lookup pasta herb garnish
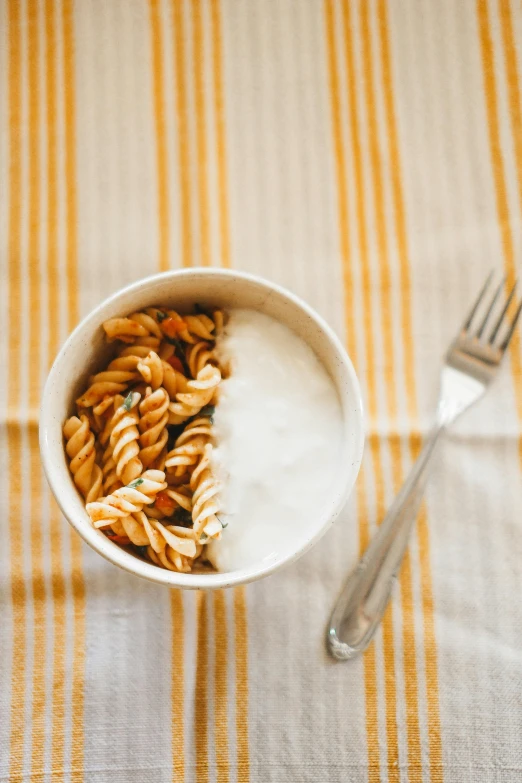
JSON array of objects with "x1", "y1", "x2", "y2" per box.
[
  {"x1": 217, "y1": 515, "x2": 228, "y2": 529},
  {"x1": 127, "y1": 477, "x2": 144, "y2": 489},
  {"x1": 155, "y1": 310, "x2": 168, "y2": 322},
  {"x1": 199, "y1": 533, "x2": 209, "y2": 543},
  {"x1": 123, "y1": 391, "x2": 134, "y2": 411},
  {"x1": 165, "y1": 335, "x2": 191, "y2": 374},
  {"x1": 200, "y1": 404, "x2": 215, "y2": 421}
]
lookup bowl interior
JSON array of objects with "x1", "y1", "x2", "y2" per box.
[{"x1": 40, "y1": 270, "x2": 364, "y2": 588}]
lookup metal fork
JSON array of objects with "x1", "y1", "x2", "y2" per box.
[{"x1": 327, "y1": 273, "x2": 522, "y2": 661}]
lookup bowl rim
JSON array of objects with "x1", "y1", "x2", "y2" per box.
[{"x1": 40, "y1": 268, "x2": 364, "y2": 589}]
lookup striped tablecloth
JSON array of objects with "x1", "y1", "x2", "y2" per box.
[{"x1": 1, "y1": 1, "x2": 522, "y2": 781}]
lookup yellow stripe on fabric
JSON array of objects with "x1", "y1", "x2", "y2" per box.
[
  {"x1": 195, "y1": 592, "x2": 209, "y2": 783},
  {"x1": 49, "y1": 502, "x2": 67, "y2": 781},
  {"x1": 359, "y1": 1, "x2": 422, "y2": 776},
  {"x1": 477, "y1": 0, "x2": 522, "y2": 465},
  {"x1": 234, "y1": 589, "x2": 250, "y2": 783},
  {"x1": 171, "y1": 590, "x2": 185, "y2": 782},
  {"x1": 62, "y1": 0, "x2": 78, "y2": 330},
  {"x1": 149, "y1": 0, "x2": 170, "y2": 271},
  {"x1": 498, "y1": 0, "x2": 522, "y2": 217},
  {"x1": 148, "y1": 4, "x2": 187, "y2": 778},
  {"x1": 209, "y1": 1, "x2": 245, "y2": 774},
  {"x1": 497, "y1": 0, "x2": 522, "y2": 443},
  {"x1": 213, "y1": 591, "x2": 230, "y2": 782},
  {"x1": 62, "y1": 2, "x2": 86, "y2": 778},
  {"x1": 45, "y1": 0, "x2": 59, "y2": 363},
  {"x1": 7, "y1": 0, "x2": 25, "y2": 776},
  {"x1": 210, "y1": 0, "x2": 231, "y2": 268},
  {"x1": 172, "y1": 0, "x2": 193, "y2": 268},
  {"x1": 376, "y1": 1, "x2": 444, "y2": 778},
  {"x1": 323, "y1": 2, "x2": 381, "y2": 778},
  {"x1": 44, "y1": 0, "x2": 69, "y2": 776},
  {"x1": 192, "y1": 0, "x2": 211, "y2": 266},
  {"x1": 7, "y1": 427, "x2": 25, "y2": 780},
  {"x1": 25, "y1": 4, "x2": 50, "y2": 775}
]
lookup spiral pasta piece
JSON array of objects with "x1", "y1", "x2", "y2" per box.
[
  {"x1": 186, "y1": 341, "x2": 217, "y2": 378},
  {"x1": 63, "y1": 415, "x2": 103, "y2": 502},
  {"x1": 103, "y1": 312, "x2": 163, "y2": 343},
  {"x1": 165, "y1": 416, "x2": 213, "y2": 477},
  {"x1": 137, "y1": 350, "x2": 164, "y2": 390},
  {"x1": 190, "y1": 443, "x2": 222, "y2": 541},
  {"x1": 139, "y1": 387, "x2": 169, "y2": 468},
  {"x1": 109, "y1": 393, "x2": 143, "y2": 485},
  {"x1": 86, "y1": 469, "x2": 167, "y2": 528},
  {"x1": 75, "y1": 367, "x2": 137, "y2": 408},
  {"x1": 169, "y1": 364, "x2": 221, "y2": 424}
]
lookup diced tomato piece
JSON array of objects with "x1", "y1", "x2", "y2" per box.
[
  {"x1": 167, "y1": 355, "x2": 184, "y2": 374},
  {"x1": 155, "y1": 491, "x2": 176, "y2": 514},
  {"x1": 107, "y1": 534, "x2": 131, "y2": 545},
  {"x1": 161, "y1": 317, "x2": 185, "y2": 338}
]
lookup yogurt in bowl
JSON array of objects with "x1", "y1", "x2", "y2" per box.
[
  {"x1": 39, "y1": 269, "x2": 364, "y2": 590},
  {"x1": 208, "y1": 309, "x2": 343, "y2": 572}
]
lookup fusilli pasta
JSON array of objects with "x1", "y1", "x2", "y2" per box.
[{"x1": 63, "y1": 304, "x2": 226, "y2": 573}]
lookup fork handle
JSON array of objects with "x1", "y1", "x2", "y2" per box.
[{"x1": 327, "y1": 424, "x2": 444, "y2": 660}]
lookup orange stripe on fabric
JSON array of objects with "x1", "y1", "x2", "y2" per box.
[
  {"x1": 62, "y1": 2, "x2": 86, "y2": 778},
  {"x1": 476, "y1": 0, "x2": 522, "y2": 462},
  {"x1": 148, "y1": 4, "x2": 187, "y2": 778},
  {"x1": 234, "y1": 589, "x2": 250, "y2": 783},
  {"x1": 149, "y1": 0, "x2": 170, "y2": 272},
  {"x1": 208, "y1": 0, "x2": 234, "y2": 776},
  {"x1": 172, "y1": 0, "x2": 193, "y2": 268},
  {"x1": 376, "y1": 1, "x2": 444, "y2": 777},
  {"x1": 49, "y1": 502, "x2": 67, "y2": 781},
  {"x1": 497, "y1": 0, "x2": 522, "y2": 443},
  {"x1": 26, "y1": 0, "x2": 49, "y2": 776},
  {"x1": 210, "y1": 0, "x2": 244, "y2": 772},
  {"x1": 191, "y1": 0, "x2": 211, "y2": 266},
  {"x1": 195, "y1": 591, "x2": 209, "y2": 783},
  {"x1": 45, "y1": 0, "x2": 59, "y2": 364},
  {"x1": 62, "y1": 0, "x2": 78, "y2": 330},
  {"x1": 213, "y1": 591, "x2": 230, "y2": 782},
  {"x1": 210, "y1": 0, "x2": 231, "y2": 268},
  {"x1": 7, "y1": 1, "x2": 25, "y2": 777},
  {"x1": 45, "y1": 0, "x2": 68, "y2": 776},
  {"x1": 498, "y1": 0, "x2": 522, "y2": 217},
  {"x1": 359, "y1": 0, "x2": 421, "y2": 776},
  {"x1": 324, "y1": 2, "x2": 380, "y2": 778},
  {"x1": 171, "y1": 590, "x2": 185, "y2": 782}
]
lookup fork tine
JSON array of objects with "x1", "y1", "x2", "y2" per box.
[
  {"x1": 477, "y1": 275, "x2": 506, "y2": 338},
  {"x1": 488, "y1": 279, "x2": 518, "y2": 343},
  {"x1": 500, "y1": 297, "x2": 522, "y2": 351},
  {"x1": 462, "y1": 271, "x2": 494, "y2": 332}
]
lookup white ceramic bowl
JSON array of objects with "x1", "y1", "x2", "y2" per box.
[{"x1": 40, "y1": 269, "x2": 364, "y2": 589}]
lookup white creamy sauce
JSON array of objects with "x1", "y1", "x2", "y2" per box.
[{"x1": 207, "y1": 309, "x2": 343, "y2": 572}]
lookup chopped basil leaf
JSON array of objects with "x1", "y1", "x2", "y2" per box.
[
  {"x1": 127, "y1": 477, "x2": 144, "y2": 489},
  {"x1": 200, "y1": 404, "x2": 215, "y2": 420},
  {"x1": 155, "y1": 310, "x2": 168, "y2": 322},
  {"x1": 199, "y1": 533, "x2": 209, "y2": 543},
  {"x1": 165, "y1": 336, "x2": 191, "y2": 374},
  {"x1": 123, "y1": 391, "x2": 134, "y2": 411},
  {"x1": 218, "y1": 516, "x2": 228, "y2": 529}
]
